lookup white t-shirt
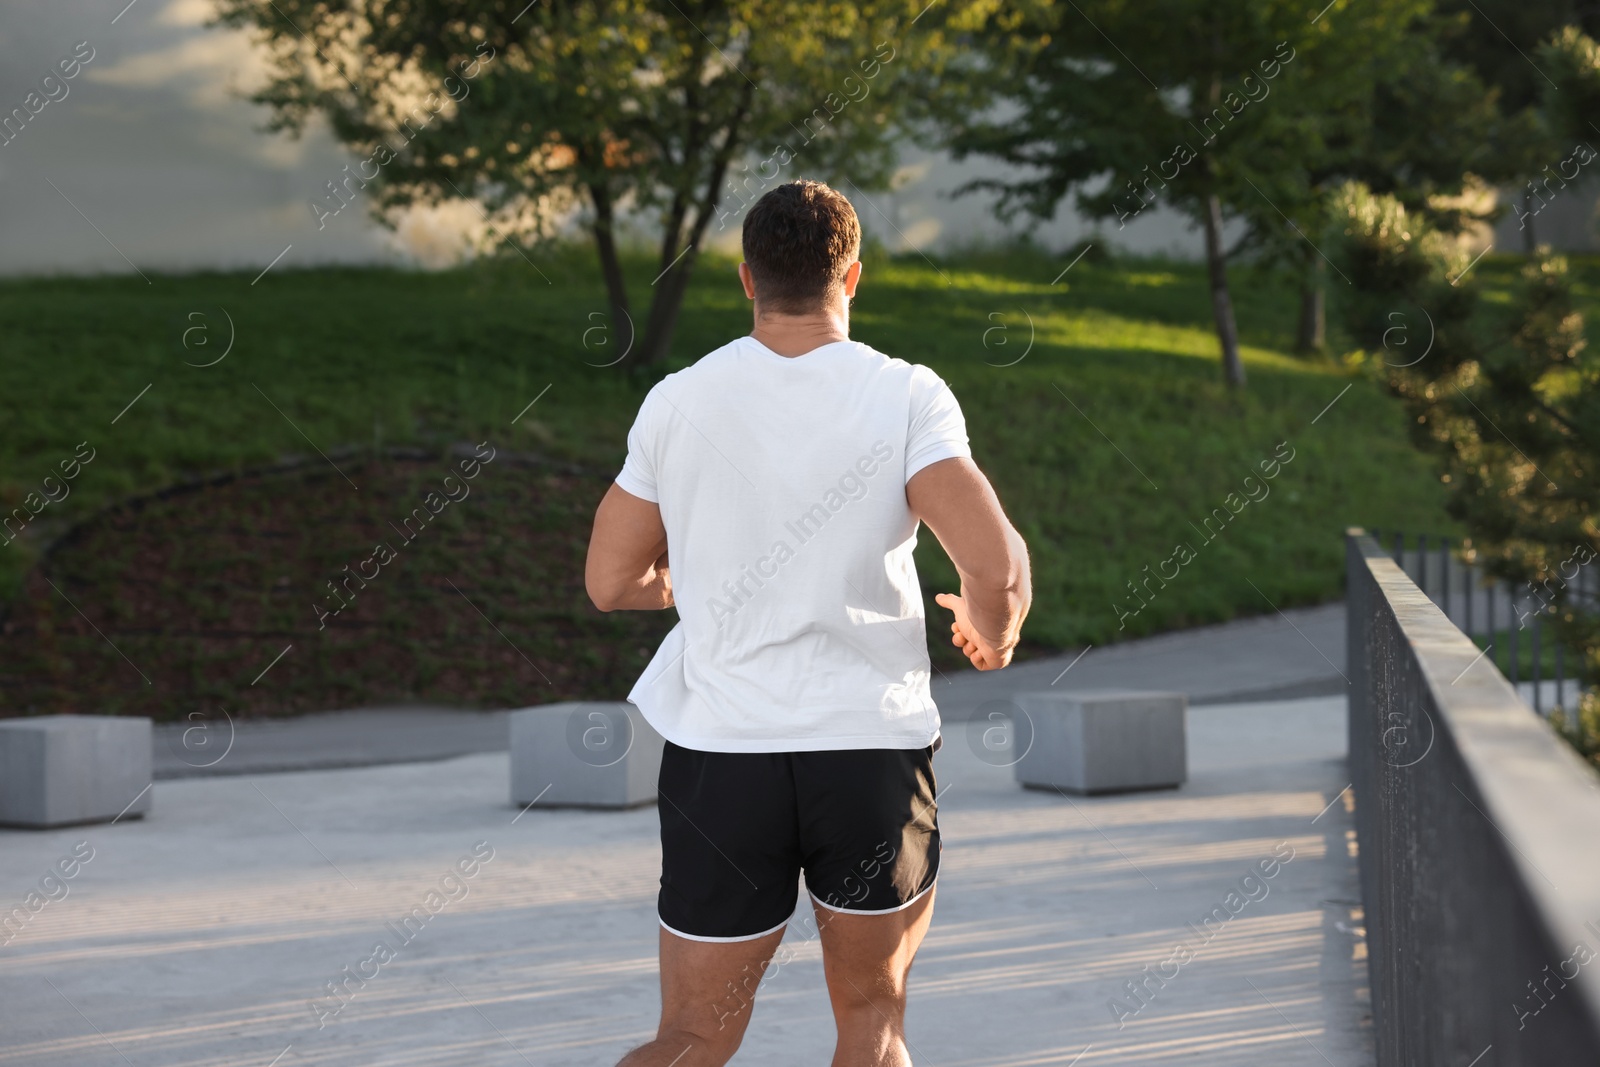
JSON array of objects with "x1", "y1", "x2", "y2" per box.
[{"x1": 615, "y1": 335, "x2": 971, "y2": 753}]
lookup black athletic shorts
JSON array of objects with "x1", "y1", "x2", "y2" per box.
[{"x1": 656, "y1": 739, "x2": 942, "y2": 941}]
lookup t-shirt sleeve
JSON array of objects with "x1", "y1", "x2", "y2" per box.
[
  {"x1": 614, "y1": 386, "x2": 662, "y2": 503},
  {"x1": 904, "y1": 365, "x2": 972, "y2": 481}
]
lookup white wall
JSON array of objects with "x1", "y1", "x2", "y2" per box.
[
  {"x1": 701, "y1": 141, "x2": 1214, "y2": 259},
  {"x1": 0, "y1": 0, "x2": 447, "y2": 278},
  {"x1": 1491, "y1": 178, "x2": 1600, "y2": 254}
]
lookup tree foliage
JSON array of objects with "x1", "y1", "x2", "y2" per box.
[
  {"x1": 216, "y1": 0, "x2": 980, "y2": 366},
  {"x1": 1335, "y1": 173, "x2": 1600, "y2": 746},
  {"x1": 944, "y1": 0, "x2": 1487, "y2": 385},
  {"x1": 1330, "y1": 25, "x2": 1600, "y2": 765}
]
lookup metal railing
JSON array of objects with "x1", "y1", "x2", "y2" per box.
[
  {"x1": 1347, "y1": 530, "x2": 1600, "y2": 1065},
  {"x1": 1370, "y1": 527, "x2": 1594, "y2": 718}
]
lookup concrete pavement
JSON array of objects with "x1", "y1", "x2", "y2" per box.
[
  {"x1": 933, "y1": 602, "x2": 1347, "y2": 724},
  {"x1": 154, "y1": 706, "x2": 508, "y2": 779},
  {"x1": 6, "y1": 694, "x2": 1371, "y2": 1066}
]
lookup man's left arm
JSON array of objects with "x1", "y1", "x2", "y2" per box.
[{"x1": 585, "y1": 483, "x2": 673, "y2": 611}]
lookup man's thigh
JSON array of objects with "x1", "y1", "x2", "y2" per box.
[
  {"x1": 813, "y1": 886, "x2": 936, "y2": 1010},
  {"x1": 658, "y1": 924, "x2": 788, "y2": 1044},
  {"x1": 790, "y1": 744, "x2": 941, "y2": 1015}
]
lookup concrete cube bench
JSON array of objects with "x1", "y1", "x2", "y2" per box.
[
  {"x1": 1012, "y1": 690, "x2": 1186, "y2": 795},
  {"x1": 0, "y1": 715, "x2": 153, "y2": 828},
  {"x1": 510, "y1": 702, "x2": 664, "y2": 810}
]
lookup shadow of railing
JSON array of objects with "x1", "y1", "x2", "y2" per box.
[{"x1": 1347, "y1": 529, "x2": 1600, "y2": 1065}]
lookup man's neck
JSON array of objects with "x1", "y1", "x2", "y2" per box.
[{"x1": 749, "y1": 306, "x2": 850, "y2": 358}]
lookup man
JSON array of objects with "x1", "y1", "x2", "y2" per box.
[{"x1": 586, "y1": 180, "x2": 1031, "y2": 1067}]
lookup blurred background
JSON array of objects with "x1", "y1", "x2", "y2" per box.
[{"x1": 0, "y1": 0, "x2": 1595, "y2": 765}]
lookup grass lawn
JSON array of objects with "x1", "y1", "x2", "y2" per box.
[{"x1": 2, "y1": 241, "x2": 1540, "y2": 719}]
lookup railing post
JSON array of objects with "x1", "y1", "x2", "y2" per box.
[
  {"x1": 1488, "y1": 581, "x2": 1499, "y2": 671},
  {"x1": 1418, "y1": 533, "x2": 1428, "y2": 595},
  {"x1": 1441, "y1": 538, "x2": 1452, "y2": 621},
  {"x1": 1532, "y1": 613, "x2": 1544, "y2": 716},
  {"x1": 1510, "y1": 598, "x2": 1521, "y2": 688},
  {"x1": 1556, "y1": 641, "x2": 1566, "y2": 716}
]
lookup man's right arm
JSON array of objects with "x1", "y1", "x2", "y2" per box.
[{"x1": 906, "y1": 457, "x2": 1031, "y2": 670}]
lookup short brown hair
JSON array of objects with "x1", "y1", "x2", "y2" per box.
[{"x1": 741, "y1": 181, "x2": 861, "y2": 315}]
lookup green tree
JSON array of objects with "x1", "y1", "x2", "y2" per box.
[
  {"x1": 945, "y1": 0, "x2": 1478, "y2": 387},
  {"x1": 217, "y1": 0, "x2": 975, "y2": 367},
  {"x1": 1335, "y1": 172, "x2": 1599, "y2": 759}
]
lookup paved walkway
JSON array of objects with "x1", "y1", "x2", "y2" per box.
[
  {"x1": 153, "y1": 603, "x2": 1349, "y2": 778},
  {"x1": 5, "y1": 694, "x2": 1371, "y2": 1067},
  {"x1": 932, "y1": 602, "x2": 1346, "y2": 724}
]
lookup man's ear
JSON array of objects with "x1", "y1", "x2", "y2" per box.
[
  {"x1": 738, "y1": 262, "x2": 757, "y2": 300},
  {"x1": 842, "y1": 260, "x2": 863, "y2": 297}
]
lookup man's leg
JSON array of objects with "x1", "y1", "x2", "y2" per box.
[
  {"x1": 635, "y1": 743, "x2": 802, "y2": 1065},
  {"x1": 617, "y1": 924, "x2": 788, "y2": 1067},
  {"x1": 813, "y1": 886, "x2": 936, "y2": 1067}
]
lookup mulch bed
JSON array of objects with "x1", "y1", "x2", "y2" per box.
[{"x1": 0, "y1": 453, "x2": 675, "y2": 720}]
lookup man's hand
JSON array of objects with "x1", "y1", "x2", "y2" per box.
[
  {"x1": 909, "y1": 457, "x2": 1031, "y2": 672},
  {"x1": 935, "y1": 591, "x2": 1014, "y2": 671}
]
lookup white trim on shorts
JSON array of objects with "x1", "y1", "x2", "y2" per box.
[
  {"x1": 658, "y1": 911, "x2": 792, "y2": 943},
  {"x1": 808, "y1": 875, "x2": 938, "y2": 916}
]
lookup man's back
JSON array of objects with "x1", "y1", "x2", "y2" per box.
[{"x1": 617, "y1": 335, "x2": 970, "y2": 752}]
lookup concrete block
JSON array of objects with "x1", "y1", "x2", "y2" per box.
[
  {"x1": 0, "y1": 715, "x2": 153, "y2": 828},
  {"x1": 1013, "y1": 690, "x2": 1186, "y2": 795},
  {"x1": 509, "y1": 702, "x2": 664, "y2": 809}
]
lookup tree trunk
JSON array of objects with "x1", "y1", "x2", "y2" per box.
[
  {"x1": 632, "y1": 184, "x2": 725, "y2": 367},
  {"x1": 1522, "y1": 189, "x2": 1538, "y2": 254},
  {"x1": 588, "y1": 183, "x2": 634, "y2": 364},
  {"x1": 619, "y1": 79, "x2": 753, "y2": 370},
  {"x1": 1199, "y1": 33, "x2": 1243, "y2": 390},
  {"x1": 1295, "y1": 259, "x2": 1326, "y2": 355},
  {"x1": 1202, "y1": 192, "x2": 1245, "y2": 388},
  {"x1": 633, "y1": 247, "x2": 699, "y2": 368}
]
